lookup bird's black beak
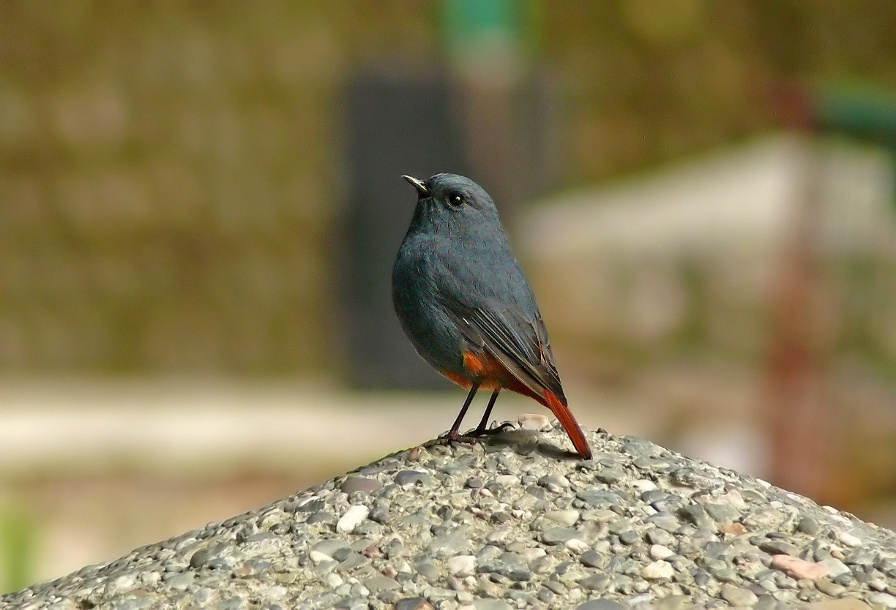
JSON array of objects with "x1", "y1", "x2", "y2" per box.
[{"x1": 402, "y1": 175, "x2": 430, "y2": 198}]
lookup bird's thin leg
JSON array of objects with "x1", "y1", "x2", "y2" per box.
[
  {"x1": 472, "y1": 388, "x2": 511, "y2": 436},
  {"x1": 442, "y1": 382, "x2": 479, "y2": 443}
]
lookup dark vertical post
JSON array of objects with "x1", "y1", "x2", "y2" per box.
[
  {"x1": 341, "y1": 65, "x2": 470, "y2": 388},
  {"x1": 763, "y1": 133, "x2": 830, "y2": 502}
]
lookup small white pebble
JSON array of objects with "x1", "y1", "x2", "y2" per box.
[
  {"x1": 837, "y1": 531, "x2": 862, "y2": 547},
  {"x1": 632, "y1": 479, "x2": 657, "y2": 492},
  {"x1": 446, "y1": 555, "x2": 476, "y2": 577},
  {"x1": 266, "y1": 585, "x2": 287, "y2": 601},
  {"x1": 141, "y1": 572, "x2": 161, "y2": 586},
  {"x1": 565, "y1": 538, "x2": 590, "y2": 554},
  {"x1": 869, "y1": 593, "x2": 896, "y2": 608},
  {"x1": 518, "y1": 413, "x2": 551, "y2": 430},
  {"x1": 336, "y1": 505, "x2": 369, "y2": 533},
  {"x1": 545, "y1": 473, "x2": 570, "y2": 488},
  {"x1": 296, "y1": 495, "x2": 320, "y2": 509},
  {"x1": 326, "y1": 574, "x2": 343, "y2": 588},
  {"x1": 105, "y1": 574, "x2": 136, "y2": 596},
  {"x1": 642, "y1": 560, "x2": 675, "y2": 580},
  {"x1": 649, "y1": 545, "x2": 674, "y2": 560},
  {"x1": 309, "y1": 550, "x2": 331, "y2": 564},
  {"x1": 720, "y1": 488, "x2": 746, "y2": 508}
]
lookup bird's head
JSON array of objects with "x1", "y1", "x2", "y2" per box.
[{"x1": 401, "y1": 173, "x2": 502, "y2": 233}]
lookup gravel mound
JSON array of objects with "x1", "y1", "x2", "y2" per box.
[{"x1": 4, "y1": 419, "x2": 896, "y2": 609}]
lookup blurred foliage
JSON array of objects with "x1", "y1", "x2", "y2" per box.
[
  {"x1": 0, "y1": 504, "x2": 37, "y2": 594},
  {"x1": 543, "y1": 1, "x2": 896, "y2": 181},
  {"x1": 0, "y1": 1, "x2": 894, "y2": 373}
]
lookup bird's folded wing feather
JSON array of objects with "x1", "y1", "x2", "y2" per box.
[{"x1": 438, "y1": 292, "x2": 566, "y2": 404}]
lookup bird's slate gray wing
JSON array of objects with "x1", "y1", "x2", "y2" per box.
[{"x1": 437, "y1": 291, "x2": 567, "y2": 404}]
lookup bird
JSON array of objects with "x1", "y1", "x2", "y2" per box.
[{"x1": 392, "y1": 173, "x2": 592, "y2": 460}]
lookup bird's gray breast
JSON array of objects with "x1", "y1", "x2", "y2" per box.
[{"x1": 392, "y1": 234, "x2": 467, "y2": 374}]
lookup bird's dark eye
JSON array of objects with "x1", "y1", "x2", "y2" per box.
[{"x1": 449, "y1": 193, "x2": 464, "y2": 206}]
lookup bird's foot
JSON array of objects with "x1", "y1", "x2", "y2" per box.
[
  {"x1": 438, "y1": 431, "x2": 479, "y2": 446},
  {"x1": 471, "y1": 421, "x2": 514, "y2": 437}
]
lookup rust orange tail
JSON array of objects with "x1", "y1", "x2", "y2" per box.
[{"x1": 542, "y1": 390, "x2": 592, "y2": 460}]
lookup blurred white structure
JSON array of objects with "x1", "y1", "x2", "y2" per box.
[
  {"x1": 523, "y1": 134, "x2": 895, "y2": 351},
  {"x1": 521, "y1": 134, "x2": 896, "y2": 479}
]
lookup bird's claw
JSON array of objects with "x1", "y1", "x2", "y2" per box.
[
  {"x1": 471, "y1": 421, "x2": 514, "y2": 437},
  {"x1": 438, "y1": 432, "x2": 479, "y2": 446},
  {"x1": 437, "y1": 422, "x2": 514, "y2": 448}
]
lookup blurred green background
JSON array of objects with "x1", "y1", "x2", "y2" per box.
[{"x1": 2, "y1": 0, "x2": 896, "y2": 592}]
